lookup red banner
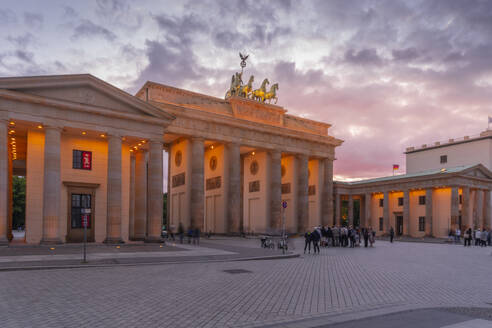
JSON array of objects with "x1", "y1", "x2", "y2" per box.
[{"x1": 82, "y1": 151, "x2": 92, "y2": 170}]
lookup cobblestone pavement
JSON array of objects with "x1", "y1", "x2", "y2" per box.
[{"x1": 0, "y1": 240, "x2": 491, "y2": 327}]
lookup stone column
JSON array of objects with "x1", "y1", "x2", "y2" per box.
[
  {"x1": 462, "y1": 187, "x2": 470, "y2": 229},
  {"x1": 403, "y1": 189, "x2": 410, "y2": 235},
  {"x1": 269, "y1": 149, "x2": 282, "y2": 231},
  {"x1": 41, "y1": 126, "x2": 62, "y2": 244},
  {"x1": 129, "y1": 152, "x2": 136, "y2": 240},
  {"x1": 364, "y1": 193, "x2": 371, "y2": 228},
  {"x1": 485, "y1": 190, "x2": 491, "y2": 229},
  {"x1": 166, "y1": 146, "x2": 171, "y2": 229},
  {"x1": 104, "y1": 134, "x2": 123, "y2": 243},
  {"x1": 0, "y1": 120, "x2": 8, "y2": 245},
  {"x1": 450, "y1": 186, "x2": 459, "y2": 228},
  {"x1": 383, "y1": 191, "x2": 390, "y2": 233},
  {"x1": 335, "y1": 193, "x2": 341, "y2": 226},
  {"x1": 133, "y1": 150, "x2": 147, "y2": 240},
  {"x1": 145, "y1": 140, "x2": 163, "y2": 242},
  {"x1": 476, "y1": 189, "x2": 484, "y2": 229},
  {"x1": 425, "y1": 189, "x2": 433, "y2": 236},
  {"x1": 190, "y1": 137, "x2": 204, "y2": 230},
  {"x1": 226, "y1": 143, "x2": 241, "y2": 233},
  {"x1": 321, "y1": 158, "x2": 334, "y2": 227},
  {"x1": 347, "y1": 195, "x2": 354, "y2": 227},
  {"x1": 297, "y1": 154, "x2": 309, "y2": 232}
]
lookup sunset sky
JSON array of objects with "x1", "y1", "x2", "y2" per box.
[{"x1": 2, "y1": 0, "x2": 492, "y2": 181}]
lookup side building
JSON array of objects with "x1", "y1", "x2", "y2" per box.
[{"x1": 334, "y1": 130, "x2": 492, "y2": 238}]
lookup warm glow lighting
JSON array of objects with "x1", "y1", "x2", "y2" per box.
[
  {"x1": 134, "y1": 146, "x2": 137, "y2": 149},
  {"x1": 141, "y1": 140, "x2": 146, "y2": 144},
  {"x1": 9, "y1": 130, "x2": 14, "y2": 134},
  {"x1": 100, "y1": 134, "x2": 105, "y2": 138},
  {"x1": 252, "y1": 151, "x2": 255, "y2": 155},
  {"x1": 138, "y1": 143, "x2": 142, "y2": 146},
  {"x1": 49, "y1": 247, "x2": 55, "y2": 250},
  {"x1": 210, "y1": 145, "x2": 214, "y2": 149},
  {"x1": 37, "y1": 125, "x2": 43, "y2": 129},
  {"x1": 129, "y1": 149, "x2": 133, "y2": 152},
  {"x1": 82, "y1": 131, "x2": 87, "y2": 135},
  {"x1": 116, "y1": 246, "x2": 120, "y2": 249},
  {"x1": 9, "y1": 122, "x2": 14, "y2": 125},
  {"x1": 122, "y1": 137, "x2": 126, "y2": 141}
]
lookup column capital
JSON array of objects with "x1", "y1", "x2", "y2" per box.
[
  {"x1": 190, "y1": 136, "x2": 205, "y2": 142},
  {"x1": 295, "y1": 153, "x2": 309, "y2": 161}
]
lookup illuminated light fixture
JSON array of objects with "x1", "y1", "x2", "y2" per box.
[
  {"x1": 159, "y1": 245, "x2": 163, "y2": 248},
  {"x1": 9, "y1": 122, "x2": 14, "y2": 126},
  {"x1": 82, "y1": 131, "x2": 87, "y2": 135},
  {"x1": 9, "y1": 130, "x2": 14, "y2": 134},
  {"x1": 141, "y1": 140, "x2": 146, "y2": 144},
  {"x1": 49, "y1": 247, "x2": 55, "y2": 250},
  {"x1": 122, "y1": 137, "x2": 126, "y2": 141},
  {"x1": 37, "y1": 125, "x2": 43, "y2": 129},
  {"x1": 210, "y1": 145, "x2": 214, "y2": 150},
  {"x1": 11, "y1": 137, "x2": 15, "y2": 141},
  {"x1": 116, "y1": 246, "x2": 120, "y2": 249},
  {"x1": 129, "y1": 149, "x2": 133, "y2": 152},
  {"x1": 138, "y1": 143, "x2": 142, "y2": 146},
  {"x1": 440, "y1": 168, "x2": 446, "y2": 172},
  {"x1": 133, "y1": 146, "x2": 138, "y2": 149},
  {"x1": 100, "y1": 134, "x2": 106, "y2": 138},
  {"x1": 251, "y1": 151, "x2": 255, "y2": 156}
]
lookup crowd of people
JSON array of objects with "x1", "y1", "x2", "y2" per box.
[
  {"x1": 449, "y1": 227, "x2": 492, "y2": 247},
  {"x1": 304, "y1": 225, "x2": 377, "y2": 254}
]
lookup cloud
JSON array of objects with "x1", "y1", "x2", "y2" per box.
[
  {"x1": 24, "y1": 12, "x2": 43, "y2": 29},
  {"x1": 0, "y1": 9, "x2": 17, "y2": 25},
  {"x1": 343, "y1": 48, "x2": 383, "y2": 66},
  {"x1": 71, "y1": 19, "x2": 117, "y2": 41}
]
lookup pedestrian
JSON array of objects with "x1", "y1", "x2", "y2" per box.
[
  {"x1": 448, "y1": 228, "x2": 455, "y2": 243},
  {"x1": 349, "y1": 227, "x2": 356, "y2": 248},
  {"x1": 390, "y1": 226, "x2": 395, "y2": 243},
  {"x1": 312, "y1": 228, "x2": 321, "y2": 254},
  {"x1": 455, "y1": 227, "x2": 461, "y2": 244},
  {"x1": 168, "y1": 225, "x2": 175, "y2": 241},
  {"x1": 480, "y1": 228, "x2": 487, "y2": 247},
  {"x1": 363, "y1": 227, "x2": 369, "y2": 248},
  {"x1": 193, "y1": 227, "x2": 200, "y2": 245},
  {"x1": 464, "y1": 227, "x2": 472, "y2": 247},
  {"x1": 369, "y1": 227, "x2": 375, "y2": 247},
  {"x1": 187, "y1": 227, "x2": 193, "y2": 244},
  {"x1": 327, "y1": 226, "x2": 333, "y2": 248},
  {"x1": 488, "y1": 228, "x2": 492, "y2": 246},
  {"x1": 304, "y1": 231, "x2": 312, "y2": 254},
  {"x1": 178, "y1": 222, "x2": 184, "y2": 244},
  {"x1": 475, "y1": 228, "x2": 481, "y2": 246},
  {"x1": 332, "y1": 226, "x2": 339, "y2": 247}
]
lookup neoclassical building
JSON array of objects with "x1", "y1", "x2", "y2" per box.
[
  {"x1": 334, "y1": 130, "x2": 492, "y2": 238},
  {"x1": 0, "y1": 74, "x2": 342, "y2": 245}
]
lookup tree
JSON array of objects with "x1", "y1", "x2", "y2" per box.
[{"x1": 12, "y1": 176, "x2": 26, "y2": 229}]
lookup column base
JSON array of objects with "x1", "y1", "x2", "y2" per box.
[
  {"x1": 103, "y1": 238, "x2": 124, "y2": 244},
  {"x1": 130, "y1": 237, "x2": 145, "y2": 241},
  {"x1": 144, "y1": 236, "x2": 164, "y2": 243},
  {"x1": 40, "y1": 238, "x2": 63, "y2": 245}
]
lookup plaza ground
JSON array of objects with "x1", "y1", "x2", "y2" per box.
[{"x1": 0, "y1": 238, "x2": 491, "y2": 327}]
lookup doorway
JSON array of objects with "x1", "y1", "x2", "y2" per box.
[
  {"x1": 66, "y1": 187, "x2": 96, "y2": 242},
  {"x1": 396, "y1": 215, "x2": 403, "y2": 236}
]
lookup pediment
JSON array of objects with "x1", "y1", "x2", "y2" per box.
[
  {"x1": 460, "y1": 165, "x2": 492, "y2": 179},
  {"x1": 0, "y1": 74, "x2": 174, "y2": 122}
]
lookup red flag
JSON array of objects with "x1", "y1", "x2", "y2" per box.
[{"x1": 393, "y1": 164, "x2": 399, "y2": 170}]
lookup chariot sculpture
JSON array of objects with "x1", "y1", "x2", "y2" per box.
[{"x1": 225, "y1": 53, "x2": 279, "y2": 104}]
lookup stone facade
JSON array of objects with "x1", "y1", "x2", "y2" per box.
[
  {"x1": 334, "y1": 165, "x2": 492, "y2": 238},
  {"x1": 0, "y1": 74, "x2": 342, "y2": 244}
]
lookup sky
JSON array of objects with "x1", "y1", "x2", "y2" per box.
[{"x1": 1, "y1": 0, "x2": 492, "y2": 181}]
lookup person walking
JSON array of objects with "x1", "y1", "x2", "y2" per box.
[
  {"x1": 480, "y1": 228, "x2": 487, "y2": 247},
  {"x1": 178, "y1": 222, "x2": 184, "y2": 244},
  {"x1": 488, "y1": 228, "x2": 491, "y2": 246},
  {"x1": 455, "y1": 227, "x2": 461, "y2": 244},
  {"x1": 312, "y1": 228, "x2": 321, "y2": 254},
  {"x1": 304, "y1": 231, "x2": 312, "y2": 254},
  {"x1": 390, "y1": 226, "x2": 395, "y2": 243},
  {"x1": 475, "y1": 228, "x2": 481, "y2": 246},
  {"x1": 327, "y1": 226, "x2": 333, "y2": 248},
  {"x1": 368, "y1": 227, "x2": 375, "y2": 247},
  {"x1": 363, "y1": 227, "x2": 369, "y2": 248},
  {"x1": 464, "y1": 228, "x2": 472, "y2": 247},
  {"x1": 332, "y1": 226, "x2": 339, "y2": 247},
  {"x1": 193, "y1": 227, "x2": 200, "y2": 245}
]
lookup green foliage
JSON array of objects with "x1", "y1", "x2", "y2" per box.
[{"x1": 12, "y1": 176, "x2": 26, "y2": 229}]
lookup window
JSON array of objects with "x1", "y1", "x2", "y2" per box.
[
  {"x1": 398, "y1": 197, "x2": 404, "y2": 206},
  {"x1": 73, "y1": 150, "x2": 92, "y2": 170},
  {"x1": 379, "y1": 217, "x2": 384, "y2": 231},
  {"x1": 71, "y1": 194, "x2": 91, "y2": 229},
  {"x1": 440, "y1": 155, "x2": 447, "y2": 164},
  {"x1": 418, "y1": 216, "x2": 425, "y2": 231},
  {"x1": 418, "y1": 195, "x2": 426, "y2": 205},
  {"x1": 379, "y1": 199, "x2": 384, "y2": 207},
  {"x1": 459, "y1": 195, "x2": 462, "y2": 204}
]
